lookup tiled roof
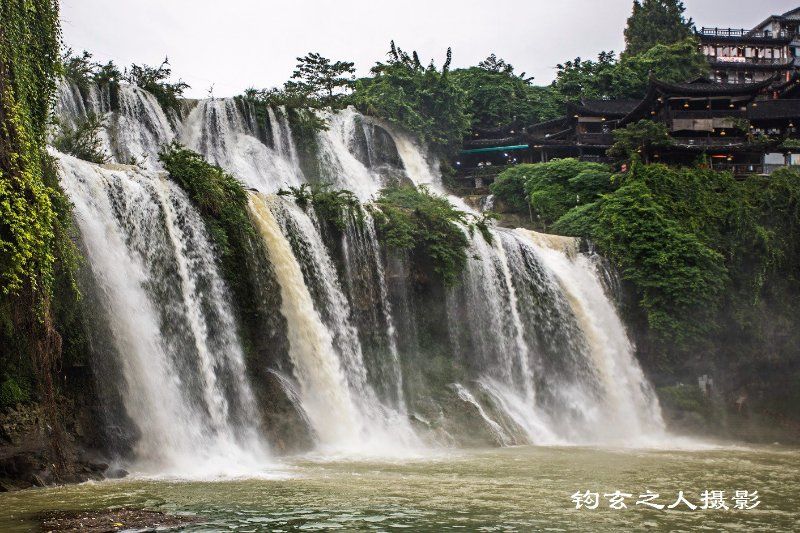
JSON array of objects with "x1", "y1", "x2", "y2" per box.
[
  {"x1": 649, "y1": 76, "x2": 775, "y2": 95},
  {"x1": 576, "y1": 98, "x2": 641, "y2": 116}
]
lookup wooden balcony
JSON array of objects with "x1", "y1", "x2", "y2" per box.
[{"x1": 699, "y1": 27, "x2": 793, "y2": 40}]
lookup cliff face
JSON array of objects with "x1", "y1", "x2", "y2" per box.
[
  {"x1": 617, "y1": 265, "x2": 800, "y2": 444},
  {"x1": 0, "y1": 369, "x2": 112, "y2": 491}
]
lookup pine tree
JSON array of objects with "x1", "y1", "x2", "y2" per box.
[{"x1": 623, "y1": 0, "x2": 694, "y2": 56}]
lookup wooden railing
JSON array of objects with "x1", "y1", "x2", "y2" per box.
[
  {"x1": 709, "y1": 57, "x2": 794, "y2": 66},
  {"x1": 699, "y1": 27, "x2": 792, "y2": 39}
]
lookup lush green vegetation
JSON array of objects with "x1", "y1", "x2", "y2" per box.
[
  {"x1": 61, "y1": 49, "x2": 121, "y2": 108},
  {"x1": 371, "y1": 185, "x2": 477, "y2": 285},
  {"x1": 623, "y1": 0, "x2": 694, "y2": 56},
  {"x1": 284, "y1": 52, "x2": 356, "y2": 108},
  {"x1": 159, "y1": 142, "x2": 252, "y2": 278},
  {"x1": 607, "y1": 119, "x2": 674, "y2": 163},
  {"x1": 492, "y1": 158, "x2": 800, "y2": 390},
  {"x1": 353, "y1": 42, "x2": 471, "y2": 156},
  {"x1": 278, "y1": 183, "x2": 362, "y2": 232},
  {"x1": 451, "y1": 55, "x2": 545, "y2": 129},
  {"x1": 0, "y1": 1, "x2": 84, "y2": 461},
  {"x1": 61, "y1": 50, "x2": 187, "y2": 116},
  {"x1": 52, "y1": 113, "x2": 108, "y2": 164},
  {"x1": 491, "y1": 159, "x2": 614, "y2": 229},
  {"x1": 123, "y1": 58, "x2": 189, "y2": 116},
  {"x1": 552, "y1": 38, "x2": 707, "y2": 103}
]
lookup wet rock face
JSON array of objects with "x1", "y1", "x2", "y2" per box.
[
  {"x1": 0, "y1": 403, "x2": 111, "y2": 491},
  {"x1": 349, "y1": 118, "x2": 404, "y2": 172},
  {"x1": 252, "y1": 371, "x2": 315, "y2": 454}
]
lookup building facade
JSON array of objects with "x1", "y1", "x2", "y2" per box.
[
  {"x1": 452, "y1": 7, "x2": 800, "y2": 186},
  {"x1": 522, "y1": 76, "x2": 800, "y2": 177},
  {"x1": 698, "y1": 7, "x2": 800, "y2": 84}
]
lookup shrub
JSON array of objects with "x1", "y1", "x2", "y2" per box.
[
  {"x1": 278, "y1": 183, "x2": 362, "y2": 232},
  {"x1": 52, "y1": 113, "x2": 108, "y2": 164},
  {"x1": 492, "y1": 159, "x2": 613, "y2": 227},
  {"x1": 371, "y1": 185, "x2": 471, "y2": 285},
  {"x1": 124, "y1": 59, "x2": 189, "y2": 116},
  {"x1": 159, "y1": 142, "x2": 252, "y2": 263},
  {"x1": 0, "y1": 377, "x2": 30, "y2": 408}
]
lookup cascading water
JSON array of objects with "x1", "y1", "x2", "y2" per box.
[
  {"x1": 249, "y1": 193, "x2": 419, "y2": 454},
  {"x1": 179, "y1": 99, "x2": 305, "y2": 191},
  {"x1": 53, "y1": 80, "x2": 670, "y2": 467},
  {"x1": 448, "y1": 228, "x2": 666, "y2": 445},
  {"x1": 340, "y1": 212, "x2": 405, "y2": 409},
  {"x1": 56, "y1": 151, "x2": 268, "y2": 476},
  {"x1": 55, "y1": 80, "x2": 174, "y2": 170}
]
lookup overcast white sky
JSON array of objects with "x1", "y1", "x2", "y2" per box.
[{"x1": 59, "y1": 0, "x2": 800, "y2": 98}]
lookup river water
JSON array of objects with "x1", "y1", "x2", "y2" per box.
[{"x1": 1, "y1": 445, "x2": 797, "y2": 531}]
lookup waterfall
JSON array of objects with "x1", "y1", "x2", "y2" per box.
[
  {"x1": 55, "y1": 80, "x2": 174, "y2": 170},
  {"x1": 515, "y1": 230, "x2": 666, "y2": 443},
  {"x1": 52, "y1": 83, "x2": 670, "y2": 464},
  {"x1": 247, "y1": 192, "x2": 364, "y2": 447},
  {"x1": 56, "y1": 151, "x2": 268, "y2": 476},
  {"x1": 248, "y1": 193, "x2": 420, "y2": 453},
  {"x1": 180, "y1": 98, "x2": 304, "y2": 192},
  {"x1": 341, "y1": 212, "x2": 404, "y2": 409}
]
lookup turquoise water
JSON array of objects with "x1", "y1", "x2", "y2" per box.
[{"x1": 1, "y1": 445, "x2": 798, "y2": 531}]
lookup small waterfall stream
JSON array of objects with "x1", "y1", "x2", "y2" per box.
[{"x1": 53, "y1": 79, "x2": 669, "y2": 471}]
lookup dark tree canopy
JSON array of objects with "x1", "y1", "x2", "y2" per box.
[
  {"x1": 452, "y1": 54, "x2": 541, "y2": 128},
  {"x1": 477, "y1": 53, "x2": 516, "y2": 75},
  {"x1": 124, "y1": 58, "x2": 189, "y2": 115},
  {"x1": 553, "y1": 39, "x2": 707, "y2": 101},
  {"x1": 353, "y1": 42, "x2": 470, "y2": 155},
  {"x1": 608, "y1": 119, "x2": 674, "y2": 163},
  {"x1": 623, "y1": 0, "x2": 694, "y2": 56}
]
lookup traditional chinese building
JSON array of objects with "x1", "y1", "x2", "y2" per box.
[
  {"x1": 616, "y1": 76, "x2": 775, "y2": 172},
  {"x1": 522, "y1": 76, "x2": 800, "y2": 176},
  {"x1": 452, "y1": 124, "x2": 531, "y2": 189},
  {"x1": 453, "y1": 7, "x2": 800, "y2": 188},
  {"x1": 697, "y1": 7, "x2": 800, "y2": 84},
  {"x1": 526, "y1": 99, "x2": 640, "y2": 164}
]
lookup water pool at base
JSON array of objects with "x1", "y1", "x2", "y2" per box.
[{"x1": 1, "y1": 445, "x2": 798, "y2": 531}]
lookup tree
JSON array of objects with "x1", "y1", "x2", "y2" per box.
[
  {"x1": 490, "y1": 159, "x2": 613, "y2": 225},
  {"x1": 552, "y1": 39, "x2": 707, "y2": 102},
  {"x1": 615, "y1": 38, "x2": 708, "y2": 97},
  {"x1": 284, "y1": 52, "x2": 355, "y2": 107},
  {"x1": 124, "y1": 57, "x2": 189, "y2": 115},
  {"x1": 452, "y1": 54, "x2": 540, "y2": 128},
  {"x1": 477, "y1": 53, "x2": 515, "y2": 74},
  {"x1": 352, "y1": 42, "x2": 470, "y2": 155},
  {"x1": 553, "y1": 51, "x2": 619, "y2": 102},
  {"x1": 608, "y1": 119, "x2": 673, "y2": 163},
  {"x1": 623, "y1": 0, "x2": 694, "y2": 56},
  {"x1": 593, "y1": 173, "x2": 726, "y2": 350},
  {"x1": 52, "y1": 113, "x2": 109, "y2": 164}
]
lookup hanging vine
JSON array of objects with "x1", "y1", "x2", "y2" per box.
[{"x1": 1, "y1": 0, "x2": 81, "y2": 472}]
